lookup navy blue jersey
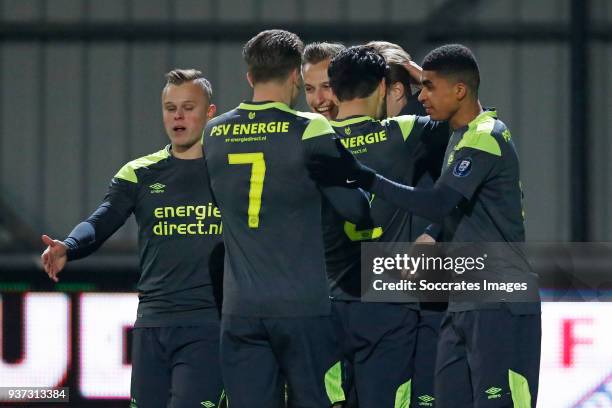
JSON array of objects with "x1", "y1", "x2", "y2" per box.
[
  {"x1": 203, "y1": 101, "x2": 346, "y2": 317},
  {"x1": 325, "y1": 115, "x2": 448, "y2": 300},
  {"x1": 102, "y1": 146, "x2": 223, "y2": 327}
]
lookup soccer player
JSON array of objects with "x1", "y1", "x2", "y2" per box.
[
  {"x1": 315, "y1": 45, "x2": 448, "y2": 408},
  {"x1": 40, "y1": 69, "x2": 225, "y2": 408},
  {"x1": 308, "y1": 44, "x2": 541, "y2": 408},
  {"x1": 367, "y1": 40, "x2": 448, "y2": 408},
  {"x1": 202, "y1": 30, "x2": 370, "y2": 408},
  {"x1": 302, "y1": 42, "x2": 346, "y2": 120}
]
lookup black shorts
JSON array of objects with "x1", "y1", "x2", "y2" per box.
[
  {"x1": 435, "y1": 307, "x2": 541, "y2": 408},
  {"x1": 411, "y1": 307, "x2": 445, "y2": 408},
  {"x1": 130, "y1": 323, "x2": 224, "y2": 408},
  {"x1": 332, "y1": 301, "x2": 419, "y2": 408},
  {"x1": 220, "y1": 315, "x2": 342, "y2": 408}
]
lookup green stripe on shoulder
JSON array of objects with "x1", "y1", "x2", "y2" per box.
[
  {"x1": 114, "y1": 147, "x2": 170, "y2": 183},
  {"x1": 299, "y1": 112, "x2": 335, "y2": 140},
  {"x1": 456, "y1": 113, "x2": 501, "y2": 156},
  {"x1": 382, "y1": 115, "x2": 417, "y2": 141}
]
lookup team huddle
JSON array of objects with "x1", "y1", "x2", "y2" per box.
[{"x1": 41, "y1": 29, "x2": 541, "y2": 408}]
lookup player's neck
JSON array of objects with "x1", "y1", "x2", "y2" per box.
[
  {"x1": 252, "y1": 84, "x2": 293, "y2": 107},
  {"x1": 449, "y1": 100, "x2": 483, "y2": 130},
  {"x1": 336, "y1": 98, "x2": 377, "y2": 120},
  {"x1": 171, "y1": 143, "x2": 203, "y2": 160}
]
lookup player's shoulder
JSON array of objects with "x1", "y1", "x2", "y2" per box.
[
  {"x1": 206, "y1": 108, "x2": 240, "y2": 128},
  {"x1": 382, "y1": 114, "x2": 427, "y2": 141},
  {"x1": 458, "y1": 110, "x2": 506, "y2": 157},
  {"x1": 292, "y1": 110, "x2": 335, "y2": 140},
  {"x1": 114, "y1": 145, "x2": 171, "y2": 183}
]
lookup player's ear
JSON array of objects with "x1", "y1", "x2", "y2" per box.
[
  {"x1": 207, "y1": 103, "x2": 217, "y2": 119},
  {"x1": 389, "y1": 82, "x2": 405, "y2": 102},
  {"x1": 246, "y1": 72, "x2": 254, "y2": 88},
  {"x1": 455, "y1": 82, "x2": 467, "y2": 101},
  {"x1": 289, "y1": 68, "x2": 300, "y2": 84},
  {"x1": 378, "y1": 79, "x2": 387, "y2": 103}
]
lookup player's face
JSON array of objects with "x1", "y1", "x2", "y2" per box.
[
  {"x1": 162, "y1": 82, "x2": 215, "y2": 153},
  {"x1": 418, "y1": 70, "x2": 459, "y2": 121},
  {"x1": 302, "y1": 59, "x2": 338, "y2": 120}
]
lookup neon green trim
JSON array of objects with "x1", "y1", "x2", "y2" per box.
[
  {"x1": 237, "y1": 102, "x2": 333, "y2": 140},
  {"x1": 384, "y1": 115, "x2": 416, "y2": 141},
  {"x1": 238, "y1": 101, "x2": 295, "y2": 114},
  {"x1": 455, "y1": 110, "x2": 501, "y2": 156},
  {"x1": 302, "y1": 114, "x2": 335, "y2": 140},
  {"x1": 114, "y1": 146, "x2": 170, "y2": 183},
  {"x1": 217, "y1": 389, "x2": 226, "y2": 407},
  {"x1": 329, "y1": 116, "x2": 372, "y2": 127},
  {"x1": 508, "y1": 369, "x2": 531, "y2": 408},
  {"x1": 324, "y1": 361, "x2": 346, "y2": 404},
  {"x1": 394, "y1": 379, "x2": 411, "y2": 408},
  {"x1": 344, "y1": 222, "x2": 383, "y2": 241}
]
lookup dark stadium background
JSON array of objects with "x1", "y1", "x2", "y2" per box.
[{"x1": 0, "y1": 0, "x2": 610, "y2": 407}]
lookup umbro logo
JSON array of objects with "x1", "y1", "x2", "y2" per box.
[
  {"x1": 485, "y1": 386, "x2": 502, "y2": 400},
  {"x1": 149, "y1": 183, "x2": 165, "y2": 194},
  {"x1": 418, "y1": 394, "x2": 435, "y2": 406},
  {"x1": 201, "y1": 401, "x2": 215, "y2": 408},
  {"x1": 344, "y1": 127, "x2": 352, "y2": 135}
]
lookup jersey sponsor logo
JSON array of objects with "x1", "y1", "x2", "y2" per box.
[
  {"x1": 209, "y1": 121, "x2": 290, "y2": 137},
  {"x1": 152, "y1": 203, "x2": 223, "y2": 236},
  {"x1": 485, "y1": 386, "x2": 502, "y2": 400},
  {"x1": 453, "y1": 158, "x2": 472, "y2": 177},
  {"x1": 339, "y1": 130, "x2": 387, "y2": 149},
  {"x1": 149, "y1": 183, "x2": 165, "y2": 194}
]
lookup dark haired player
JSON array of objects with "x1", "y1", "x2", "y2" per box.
[
  {"x1": 202, "y1": 30, "x2": 370, "y2": 408},
  {"x1": 367, "y1": 40, "x2": 448, "y2": 408},
  {"x1": 309, "y1": 44, "x2": 541, "y2": 408},
  {"x1": 319, "y1": 45, "x2": 448, "y2": 408},
  {"x1": 41, "y1": 69, "x2": 225, "y2": 408}
]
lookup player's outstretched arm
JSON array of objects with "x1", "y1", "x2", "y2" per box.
[
  {"x1": 40, "y1": 198, "x2": 132, "y2": 282},
  {"x1": 40, "y1": 234, "x2": 68, "y2": 282}
]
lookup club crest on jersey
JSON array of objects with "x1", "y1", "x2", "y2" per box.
[
  {"x1": 453, "y1": 158, "x2": 472, "y2": 177},
  {"x1": 248, "y1": 112, "x2": 256, "y2": 120}
]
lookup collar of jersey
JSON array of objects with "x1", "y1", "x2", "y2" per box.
[
  {"x1": 238, "y1": 101, "x2": 295, "y2": 114},
  {"x1": 329, "y1": 115, "x2": 373, "y2": 127},
  {"x1": 467, "y1": 109, "x2": 497, "y2": 130}
]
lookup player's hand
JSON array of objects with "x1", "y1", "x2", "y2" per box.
[
  {"x1": 306, "y1": 138, "x2": 377, "y2": 189},
  {"x1": 402, "y1": 60, "x2": 423, "y2": 86},
  {"x1": 415, "y1": 233, "x2": 436, "y2": 244},
  {"x1": 40, "y1": 234, "x2": 68, "y2": 282}
]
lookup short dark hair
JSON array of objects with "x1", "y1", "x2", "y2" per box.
[
  {"x1": 366, "y1": 41, "x2": 413, "y2": 97},
  {"x1": 302, "y1": 42, "x2": 346, "y2": 65},
  {"x1": 328, "y1": 45, "x2": 388, "y2": 102},
  {"x1": 243, "y1": 29, "x2": 304, "y2": 84},
  {"x1": 164, "y1": 68, "x2": 213, "y2": 101},
  {"x1": 422, "y1": 44, "x2": 480, "y2": 93}
]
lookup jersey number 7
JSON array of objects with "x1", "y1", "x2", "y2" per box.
[{"x1": 228, "y1": 152, "x2": 266, "y2": 228}]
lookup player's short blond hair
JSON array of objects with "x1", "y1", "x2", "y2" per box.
[{"x1": 164, "y1": 68, "x2": 213, "y2": 102}]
